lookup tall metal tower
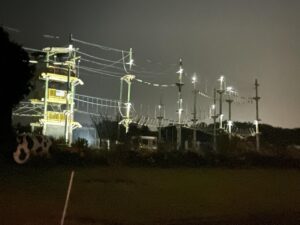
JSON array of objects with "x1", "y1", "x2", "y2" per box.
[
  {"x1": 226, "y1": 86, "x2": 234, "y2": 139},
  {"x1": 176, "y1": 58, "x2": 184, "y2": 150},
  {"x1": 217, "y1": 75, "x2": 225, "y2": 129},
  {"x1": 253, "y1": 79, "x2": 261, "y2": 151},
  {"x1": 156, "y1": 96, "x2": 164, "y2": 143},
  {"x1": 176, "y1": 58, "x2": 184, "y2": 125},
  {"x1": 211, "y1": 88, "x2": 218, "y2": 152},
  {"x1": 191, "y1": 74, "x2": 198, "y2": 150},
  {"x1": 119, "y1": 48, "x2": 135, "y2": 133},
  {"x1": 30, "y1": 44, "x2": 83, "y2": 146}
]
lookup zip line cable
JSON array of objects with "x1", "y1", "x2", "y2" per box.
[
  {"x1": 99, "y1": 56, "x2": 127, "y2": 71},
  {"x1": 79, "y1": 65, "x2": 124, "y2": 76},
  {"x1": 23, "y1": 42, "x2": 254, "y2": 105},
  {"x1": 77, "y1": 50, "x2": 128, "y2": 64},
  {"x1": 80, "y1": 58, "x2": 125, "y2": 71},
  {"x1": 133, "y1": 62, "x2": 177, "y2": 76},
  {"x1": 133, "y1": 78, "x2": 176, "y2": 88},
  {"x1": 79, "y1": 68, "x2": 122, "y2": 79},
  {"x1": 23, "y1": 47, "x2": 44, "y2": 53},
  {"x1": 72, "y1": 37, "x2": 129, "y2": 53},
  {"x1": 122, "y1": 50, "x2": 129, "y2": 74}
]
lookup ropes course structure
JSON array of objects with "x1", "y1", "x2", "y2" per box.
[
  {"x1": 12, "y1": 33, "x2": 261, "y2": 148},
  {"x1": 14, "y1": 95, "x2": 127, "y2": 118}
]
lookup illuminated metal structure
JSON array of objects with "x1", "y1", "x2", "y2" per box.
[
  {"x1": 191, "y1": 74, "x2": 198, "y2": 149},
  {"x1": 176, "y1": 58, "x2": 184, "y2": 125},
  {"x1": 119, "y1": 48, "x2": 135, "y2": 133},
  {"x1": 156, "y1": 96, "x2": 165, "y2": 143},
  {"x1": 217, "y1": 75, "x2": 225, "y2": 129},
  {"x1": 253, "y1": 79, "x2": 261, "y2": 151},
  {"x1": 30, "y1": 45, "x2": 83, "y2": 145},
  {"x1": 175, "y1": 58, "x2": 184, "y2": 150},
  {"x1": 210, "y1": 88, "x2": 218, "y2": 151},
  {"x1": 225, "y1": 86, "x2": 234, "y2": 139}
]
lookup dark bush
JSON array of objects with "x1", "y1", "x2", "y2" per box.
[{"x1": 72, "y1": 138, "x2": 89, "y2": 149}]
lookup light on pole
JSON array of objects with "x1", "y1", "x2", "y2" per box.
[
  {"x1": 226, "y1": 86, "x2": 234, "y2": 139},
  {"x1": 217, "y1": 75, "x2": 225, "y2": 129},
  {"x1": 191, "y1": 73, "x2": 198, "y2": 150}
]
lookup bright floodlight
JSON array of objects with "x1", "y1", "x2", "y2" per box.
[
  {"x1": 218, "y1": 75, "x2": 225, "y2": 90},
  {"x1": 177, "y1": 68, "x2": 183, "y2": 74},
  {"x1": 219, "y1": 75, "x2": 224, "y2": 82},
  {"x1": 126, "y1": 59, "x2": 134, "y2": 67},
  {"x1": 192, "y1": 74, "x2": 197, "y2": 83},
  {"x1": 226, "y1": 86, "x2": 233, "y2": 92}
]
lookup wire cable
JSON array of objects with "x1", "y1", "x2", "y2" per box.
[
  {"x1": 79, "y1": 65, "x2": 124, "y2": 76},
  {"x1": 77, "y1": 50, "x2": 128, "y2": 63},
  {"x1": 72, "y1": 37, "x2": 129, "y2": 53},
  {"x1": 80, "y1": 58, "x2": 125, "y2": 71},
  {"x1": 122, "y1": 50, "x2": 129, "y2": 74},
  {"x1": 79, "y1": 67, "x2": 122, "y2": 79},
  {"x1": 23, "y1": 47, "x2": 44, "y2": 53}
]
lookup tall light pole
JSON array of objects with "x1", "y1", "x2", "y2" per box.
[
  {"x1": 64, "y1": 43, "x2": 74, "y2": 146},
  {"x1": 253, "y1": 79, "x2": 261, "y2": 151},
  {"x1": 176, "y1": 58, "x2": 184, "y2": 150},
  {"x1": 210, "y1": 88, "x2": 218, "y2": 152},
  {"x1": 191, "y1": 74, "x2": 198, "y2": 150},
  {"x1": 226, "y1": 86, "x2": 234, "y2": 139},
  {"x1": 176, "y1": 58, "x2": 184, "y2": 125},
  {"x1": 157, "y1": 97, "x2": 164, "y2": 143},
  {"x1": 119, "y1": 48, "x2": 135, "y2": 133},
  {"x1": 217, "y1": 75, "x2": 225, "y2": 129}
]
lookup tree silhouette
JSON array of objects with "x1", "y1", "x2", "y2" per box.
[
  {"x1": 0, "y1": 27, "x2": 35, "y2": 155},
  {"x1": 92, "y1": 116, "x2": 119, "y2": 141}
]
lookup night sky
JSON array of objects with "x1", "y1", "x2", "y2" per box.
[{"x1": 1, "y1": 0, "x2": 300, "y2": 128}]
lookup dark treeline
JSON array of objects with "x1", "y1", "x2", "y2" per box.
[
  {"x1": 92, "y1": 117, "x2": 156, "y2": 143},
  {"x1": 0, "y1": 27, "x2": 34, "y2": 158},
  {"x1": 231, "y1": 122, "x2": 300, "y2": 147},
  {"x1": 260, "y1": 124, "x2": 300, "y2": 147}
]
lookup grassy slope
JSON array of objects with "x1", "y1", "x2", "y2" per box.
[{"x1": 0, "y1": 166, "x2": 300, "y2": 225}]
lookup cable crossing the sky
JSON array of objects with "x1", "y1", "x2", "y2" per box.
[{"x1": 72, "y1": 36, "x2": 129, "y2": 53}]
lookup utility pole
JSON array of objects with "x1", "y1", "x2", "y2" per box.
[
  {"x1": 191, "y1": 74, "x2": 198, "y2": 150},
  {"x1": 253, "y1": 79, "x2": 261, "y2": 151},
  {"x1": 176, "y1": 58, "x2": 184, "y2": 150},
  {"x1": 42, "y1": 51, "x2": 50, "y2": 135},
  {"x1": 117, "y1": 73, "x2": 124, "y2": 142},
  {"x1": 217, "y1": 75, "x2": 225, "y2": 129},
  {"x1": 119, "y1": 74, "x2": 135, "y2": 133},
  {"x1": 226, "y1": 87, "x2": 234, "y2": 139},
  {"x1": 67, "y1": 33, "x2": 76, "y2": 146},
  {"x1": 211, "y1": 88, "x2": 218, "y2": 152},
  {"x1": 119, "y1": 48, "x2": 135, "y2": 133},
  {"x1": 157, "y1": 97, "x2": 164, "y2": 143},
  {"x1": 176, "y1": 58, "x2": 184, "y2": 125},
  {"x1": 42, "y1": 76, "x2": 49, "y2": 135},
  {"x1": 64, "y1": 36, "x2": 74, "y2": 146}
]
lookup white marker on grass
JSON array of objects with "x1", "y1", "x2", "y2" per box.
[{"x1": 60, "y1": 170, "x2": 75, "y2": 225}]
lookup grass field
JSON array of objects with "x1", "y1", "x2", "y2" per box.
[{"x1": 0, "y1": 165, "x2": 300, "y2": 225}]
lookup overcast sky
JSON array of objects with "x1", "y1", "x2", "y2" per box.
[{"x1": 1, "y1": 0, "x2": 300, "y2": 128}]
